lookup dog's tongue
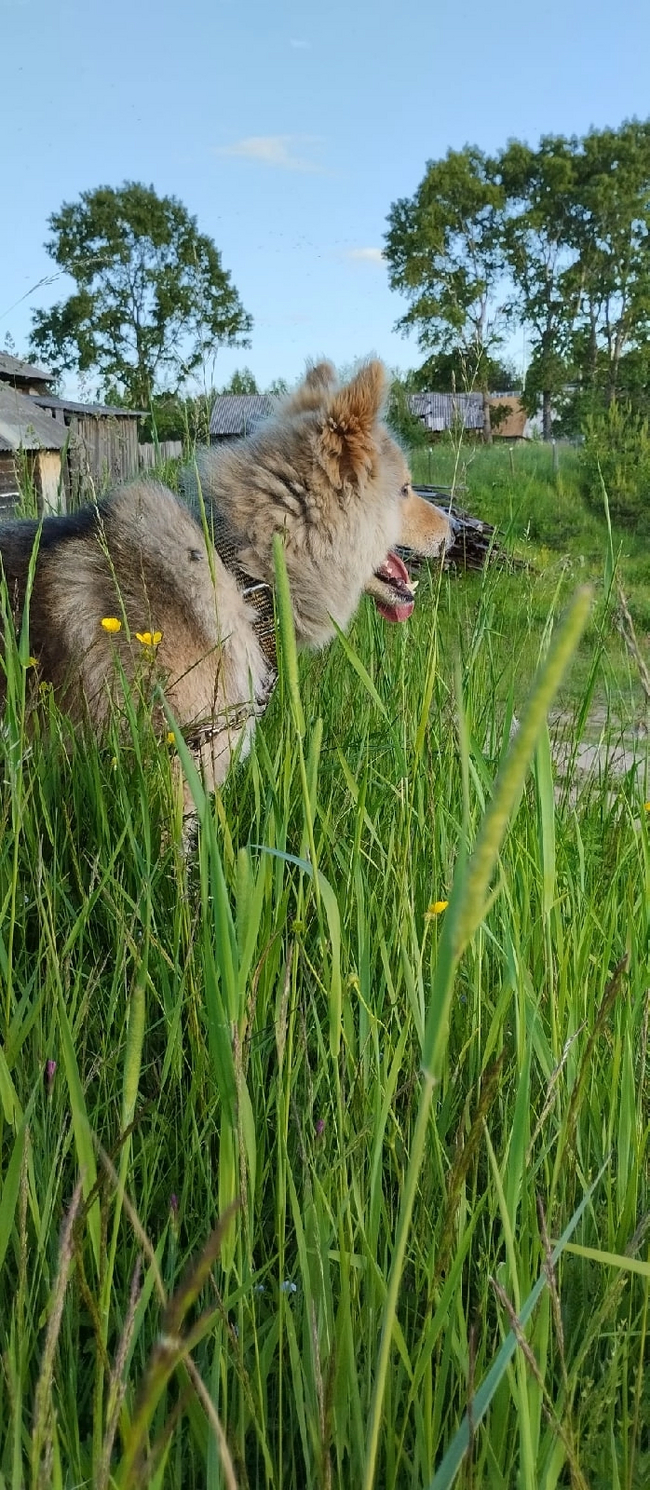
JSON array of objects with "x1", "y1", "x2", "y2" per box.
[{"x1": 373, "y1": 551, "x2": 415, "y2": 623}]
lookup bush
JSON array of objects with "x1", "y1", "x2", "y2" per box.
[{"x1": 580, "y1": 401, "x2": 650, "y2": 530}]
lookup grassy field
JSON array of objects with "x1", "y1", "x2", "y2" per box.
[{"x1": 0, "y1": 442, "x2": 648, "y2": 1488}]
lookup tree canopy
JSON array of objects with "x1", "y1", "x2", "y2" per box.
[
  {"x1": 385, "y1": 147, "x2": 507, "y2": 438},
  {"x1": 29, "y1": 182, "x2": 252, "y2": 407},
  {"x1": 385, "y1": 120, "x2": 650, "y2": 437}
]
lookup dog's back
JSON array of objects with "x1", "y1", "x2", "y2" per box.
[{"x1": 0, "y1": 484, "x2": 269, "y2": 752}]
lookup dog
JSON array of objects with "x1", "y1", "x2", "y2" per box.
[{"x1": 0, "y1": 360, "x2": 454, "y2": 799}]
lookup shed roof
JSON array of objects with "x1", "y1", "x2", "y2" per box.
[
  {"x1": 408, "y1": 391, "x2": 484, "y2": 433},
  {"x1": 32, "y1": 394, "x2": 145, "y2": 420},
  {"x1": 210, "y1": 394, "x2": 277, "y2": 438},
  {"x1": 0, "y1": 386, "x2": 68, "y2": 451},
  {"x1": 0, "y1": 352, "x2": 54, "y2": 385}
]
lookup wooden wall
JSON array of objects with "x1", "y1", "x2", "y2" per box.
[
  {"x1": 0, "y1": 453, "x2": 20, "y2": 517},
  {"x1": 66, "y1": 416, "x2": 141, "y2": 506},
  {"x1": 138, "y1": 440, "x2": 183, "y2": 469}
]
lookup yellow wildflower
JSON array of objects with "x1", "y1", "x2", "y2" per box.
[
  {"x1": 645, "y1": 801, "x2": 650, "y2": 813},
  {"x1": 136, "y1": 630, "x2": 162, "y2": 648},
  {"x1": 167, "y1": 731, "x2": 176, "y2": 745},
  {"x1": 24, "y1": 656, "x2": 38, "y2": 668},
  {"x1": 101, "y1": 617, "x2": 122, "y2": 633},
  {"x1": 426, "y1": 900, "x2": 449, "y2": 917}
]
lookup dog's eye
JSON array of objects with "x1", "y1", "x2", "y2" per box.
[{"x1": 400, "y1": 483, "x2": 410, "y2": 498}]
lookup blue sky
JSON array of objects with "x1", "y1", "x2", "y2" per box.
[{"x1": 2, "y1": 0, "x2": 649, "y2": 394}]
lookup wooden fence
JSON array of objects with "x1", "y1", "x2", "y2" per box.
[{"x1": 138, "y1": 441, "x2": 183, "y2": 469}]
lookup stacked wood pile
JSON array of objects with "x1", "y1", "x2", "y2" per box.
[{"x1": 406, "y1": 484, "x2": 523, "y2": 571}]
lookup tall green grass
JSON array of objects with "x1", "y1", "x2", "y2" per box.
[{"x1": 0, "y1": 517, "x2": 648, "y2": 1487}]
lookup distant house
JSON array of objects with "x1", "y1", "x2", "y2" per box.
[
  {"x1": 408, "y1": 390, "x2": 532, "y2": 441},
  {"x1": 408, "y1": 391, "x2": 485, "y2": 435},
  {"x1": 209, "y1": 394, "x2": 278, "y2": 444},
  {"x1": 0, "y1": 356, "x2": 145, "y2": 514},
  {"x1": 488, "y1": 393, "x2": 530, "y2": 441}
]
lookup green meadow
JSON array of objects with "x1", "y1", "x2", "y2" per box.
[{"x1": 0, "y1": 442, "x2": 648, "y2": 1488}]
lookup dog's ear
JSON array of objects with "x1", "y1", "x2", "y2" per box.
[
  {"x1": 281, "y1": 360, "x2": 338, "y2": 416},
  {"x1": 305, "y1": 360, "x2": 337, "y2": 392},
  {"x1": 318, "y1": 360, "x2": 387, "y2": 489}
]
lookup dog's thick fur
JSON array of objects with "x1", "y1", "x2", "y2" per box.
[{"x1": 0, "y1": 360, "x2": 453, "y2": 794}]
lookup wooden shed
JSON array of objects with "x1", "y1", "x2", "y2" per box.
[
  {"x1": 32, "y1": 395, "x2": 144, "y2": 505},
  {"x1": 0, "y1": 352, "x2": 54, "y2": 397},
  {"x1": 487, "y1": 394, "x2": 530, "y2": 440},
  {"x1": 0, "y1": 357, "x2": 145, "y2": 510},
  {"x1": 0, "y1": 385, "x2": 67, "y2": 516}
]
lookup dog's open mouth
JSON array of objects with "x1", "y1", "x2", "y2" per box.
[{"x1": 372, "y1": 551, "x2": 415, "y2": 623}]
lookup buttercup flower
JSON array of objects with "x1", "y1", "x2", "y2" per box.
[
  {"x1": 136, "y1": 630, "x2": 162, "y2": 648},
  {"x1": 426, "y1": 900, "x2": 449, "y2": 917},
  {"x1": 101, "y1": 617, "x2": 122, "y2": 633},
  {"x1": 167, "y1": 731, "x2": 176, "y2": 745}
]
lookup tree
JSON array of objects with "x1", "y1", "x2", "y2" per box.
[
  {"x1": 220, "y1": 368, "x2": 259, "y2": 394},
  {"x1": 385, "y1": 371, "x2": 430, "y2": 448},
  {"x1": 567, "y1": 121, "x2": 650, "y2": 409},
  {"x1": 408, "y1": 349, "x2": 521, "y2": 392},
  {"x1": 267, "y1": 377, "x2": 290, "y2": 397},
  {"x1": 29, "y1": 182, "x2": 252, "y2": 407},
  {"x1": 384, "y1": 147, "x2": 508, "y2": 441},
  {"x1": 499, "y1": 135, "x2": 580, "y2": 438}
]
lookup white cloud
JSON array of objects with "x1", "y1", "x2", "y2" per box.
[
  {"x1": 289, "y1": 37, "x2": 311, "y2": 48},
  {"x1": 215, "y1": 136, "x2": 322, "y2": 172},
  {"x1": 345, "y1": 248, "x2": 386, "y2": 265}
]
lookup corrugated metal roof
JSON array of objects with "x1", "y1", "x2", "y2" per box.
[
  {"x1": 0, "y1": 387, "x2": 68, "y2": 451},
  {"x1": 209, "y1": 394, "x2": 277, "y2": 438},
  {"x1": 408, "y1": 391, "x2": 484, "y2": 432},
  {"x1": 0, "y1": 352, "x2": 54, "y2": 385},
  {"x1": 32, "y1": 394, "x2": 145, "y2": 419}
]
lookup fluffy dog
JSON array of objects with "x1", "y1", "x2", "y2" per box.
[{"x1": 0, "y1": 360, "x2": 453, "y2": 795}]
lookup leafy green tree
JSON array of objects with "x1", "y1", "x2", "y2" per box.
[
  {"x1": 499, "y1": 136, "x2": 579, "y2": 437},
  {"x1": 220, "y1": 367, "x2": 259, "y2": 394},
  {"x1": 29, "y1": 182, "x2": 252, "y2": 406},
  {"x1": 385, "y1": 372, "x2": 430, "y2": 448},
  {"x1": 567, "y1": 120, "x2": 650, "y2": 409},
  {"x1": 384, "y1": 147, "x2": 508, "y2": 441},
  {"x1": 408, "y1": 349, "x2": 521, "y2": 392},
  {"x1": 580, "y1": 399, "x2": 650, "y2": 529}
]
